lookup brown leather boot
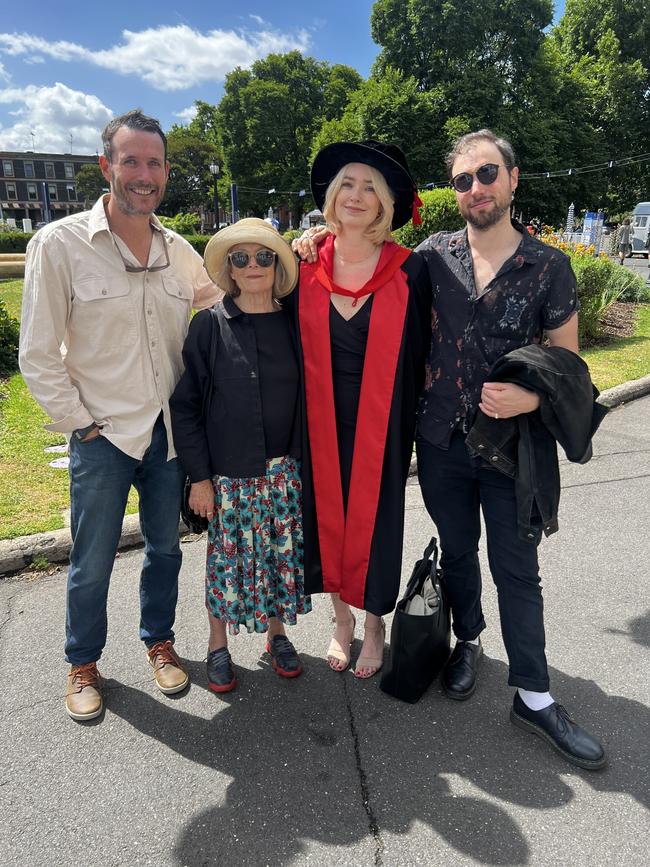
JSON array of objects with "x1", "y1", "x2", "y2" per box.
[
  {"x1": 147, "y1": 640, "x2": 189, "y2": 695},
  {"x1": 66, "y1": 662, "x2": 103, "y2": 721}
]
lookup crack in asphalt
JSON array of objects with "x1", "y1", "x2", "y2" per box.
[{"x1": 341, "y1": 675, "x2": 385, "y2": 866}]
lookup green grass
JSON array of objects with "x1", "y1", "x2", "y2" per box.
[
  {"x1": 1, "y1": 280, "x2": 648, "y2": 539},
  {"x1": 582, "y1": 304, "x2": 650, "y2": 391},
  {"x1": 0, "y1": 279, "x2": 24, "y2": 320}
]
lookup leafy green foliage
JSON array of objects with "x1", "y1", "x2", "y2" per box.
[
  {"x1": 159, "y1": 126, "x2": 221, "y2": 217},
  {"x1": 0, "y1": 298, "x2": 20, "y2": 376},
  {"x1": 392, "y1": 189, "x2": 463, "y2": 248},
  {"x1": 158, "y1": 213, "x2": 201, "y2": 234},
  {"x1": 75, "y1": 163, "x2": 106, "y2": 203},
  {"x1": 0, "y1": 232, "x2": 31, "y2": 253},
  {"x1": 217, "y1": 52, "x2": 362, "y2": 224}
]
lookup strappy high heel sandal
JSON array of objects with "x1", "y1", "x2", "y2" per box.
[
  {"x1": 327, "y1": 615, "x2": 356, "y2": 672},
  {"x1": 354, "y1": 619, "x2": 386, "y2": 679}
]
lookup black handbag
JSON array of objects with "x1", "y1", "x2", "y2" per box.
[
  {"x1": 180, "y1": 308, "x2": 217, "y2": 535},
  {"x1": 380, "y1": 537, "x2": 451, "y2": 703}
]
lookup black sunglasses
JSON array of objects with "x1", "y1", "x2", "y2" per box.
[
  {"x1": 451, "y1": 163, "x2": 506, "y2": 193},
  {"x1": 228, "y1": 249, "x2": 276, "y2": 269}
]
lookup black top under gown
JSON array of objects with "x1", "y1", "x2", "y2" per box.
[{"x1": 330, "y1": 296, "x2": 373, "y2": 510}]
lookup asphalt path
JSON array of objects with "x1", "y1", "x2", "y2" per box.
[{"x1": 1, "y1": 397, "x2": 649, "y2": 866}]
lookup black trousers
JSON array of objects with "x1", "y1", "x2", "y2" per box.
[{"x1": 416, "y1": 431, "x2": 549, "y2": 691}]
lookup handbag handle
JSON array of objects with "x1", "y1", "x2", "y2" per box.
[{"x1": 404, "y1": 536, "x2": 440, "y2": 599}]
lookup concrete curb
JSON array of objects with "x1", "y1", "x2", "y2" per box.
[{"x1": 2, "y1": 377, "x2": 650, "y2": 577}]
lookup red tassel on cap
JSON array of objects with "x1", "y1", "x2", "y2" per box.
[{"x1": 412, "y1": 191, "x2": 423, "y2": 225}]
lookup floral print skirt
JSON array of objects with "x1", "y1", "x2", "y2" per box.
[{"x1": 205, "y1": 455, "x2": 311, "y2": 635}]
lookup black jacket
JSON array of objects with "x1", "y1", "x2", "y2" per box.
[
  {"x1": 170, "y1": 295, "x2": 301, "y2": 481},
  {"x1": 466, "y1": 345, "x2": 608, "y2": 543}
]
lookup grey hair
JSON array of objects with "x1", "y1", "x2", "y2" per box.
[
  {"x1": 102, "y1": 109, "x2": 167, "y2": 163},
  {"x1": 445, "y1": 129, "x2": 516, "y2": 177}
]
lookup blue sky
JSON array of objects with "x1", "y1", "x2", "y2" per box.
[{"x1": 0, "y1": 1, "x2": 566, "y2": 155}]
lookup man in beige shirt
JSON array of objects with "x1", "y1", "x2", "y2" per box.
[{"x1": 19, "y1": 109, "x2": 221, "y2": 721}]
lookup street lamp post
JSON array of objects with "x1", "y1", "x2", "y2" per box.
[{"x1": 209, "y1": 162, "x2": 220, "y2": 232}]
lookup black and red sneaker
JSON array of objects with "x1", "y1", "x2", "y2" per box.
[
  {"x1": 266, "y1": 634, "x2": 303, "y2": 678},
  {"x1": 206, "y1": 647, "x2": 237, "y2": 693}
]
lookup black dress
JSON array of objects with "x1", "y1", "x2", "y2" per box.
[{"x1": 330, "y1": 297, "x2": 374, "y2": 510}]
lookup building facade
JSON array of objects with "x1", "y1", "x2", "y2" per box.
[{"x1": 0, "y1": 151, "x2": 99, "y2": 226}]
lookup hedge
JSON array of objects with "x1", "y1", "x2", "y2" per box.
[
  {"x1": 180, "y1": 235, "x2": 212, "y2": 256},
  {"x1": 0, "y1": 232, "x2": 32, "y2": 253},
  {"x1": 0, "y1": 298, "x2": 20, "y2": 375},
  {"x1": 392, "y1": 188, "x2": 463, "y2": 248}
]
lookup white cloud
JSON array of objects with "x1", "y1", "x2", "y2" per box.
[
  {"x1": 0, "y1": 82, "x2": 113, "y2": 153},
  {"x1": 0, "y1": 25, "x2": 311, "y2": 92},
  {"x1": 249, "y1": 15, "x2": 269, "y2": 26},
  {"x1": 175, "y1": 105, "x2": 198, "y2": 123},
  {"x1": 0, "y1": 60, "x2": 10, "y2": 82}
]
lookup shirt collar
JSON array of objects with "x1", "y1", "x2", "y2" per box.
[
  {"x1": 448, "y1": 219, "x2": 541, "y2": 268},
  {"x1": 87, "y1": 193, "x2": 174, "y2": 246},
  {"x1": 222, "y1": 294, "x2": 243, "y2": 318}
]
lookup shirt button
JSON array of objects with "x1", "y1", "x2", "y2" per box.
[
  {"x1": 490, "y1": 455, "x2": 499, "y2": 462},
  {"x1": 251, "y1": 371, "x2": 256, "y2": 378},
  {"x1": 101, "y1": 289, "x2": 107, "y2": 295},
  {"x1": 177, "y1": 290, "x2": 183, "y2": 297},
  {"x1": 151, "y1": 340, "x2": 156, "y2": 347},
  {"x1": 155, "y1": 370, "x2": 160, "y2": 377},
  {"x1": 147, "y1": 309, "x2": 153, "y2": 315}
]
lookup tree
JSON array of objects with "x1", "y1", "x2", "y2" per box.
[
  {"x1": 75, "y1": 163, "x2": 105, "y2": 204},
  {"x1": 217, "y1": 52, "x2": 362, "y2": 224},
  {"x1": 159, "y1": 126, "x2": 221, "y2": 217},
  {"x1": 312, "y1": 67, "x2": 446, "y2": 187}
]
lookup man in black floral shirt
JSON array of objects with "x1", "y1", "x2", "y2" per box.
[{"x1": 416, "y1": 129, "x2": 605, "y2": 770}]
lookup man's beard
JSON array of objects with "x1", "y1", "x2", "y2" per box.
[
  {"x1": 110, "y1": 171, "x2": 165, "y2": 216},
  {"x1": 461, "y1": 195, "x2": 511, "y2": 230}
]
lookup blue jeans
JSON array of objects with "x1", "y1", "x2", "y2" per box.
[
  {"x1": 416, "y1": 431, "x2": 549, "y2": 692},
  {"x1": 65, "y1": 416, "x2": 185, "y2": 665}
]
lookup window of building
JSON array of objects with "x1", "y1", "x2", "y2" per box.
[
  {"x1": 67, "y1": 184, "x2": 76, "y2": 201},
  {"x1": 48, "y1": 184, "x2": 58, "y2": 201},
  {"x1": 6, "y1": 183, "x2": 17, "y2": 199},
  {"x1": 24, "y1": 161, "x2": 35, "y2": 178},
  {"x1": 3, "y1": 160, "x2": 13, "y2": 177},
  {"x1": 64, "y1": 162, "x2": 74, "y2": 179},
  {"x1": 45, "y1": 162, "x2": 55, "y2": 179},
  {"x1": 27, "y1": 183, "x2": 38, "y2": 201}
]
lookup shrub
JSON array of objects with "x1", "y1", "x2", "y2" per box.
[
  {"x1": 0, "y1": 232, "x2": 32, "y2": 253},
  {"x1": 0, "y1": 298, "x2": 20, "y2": 375},
  {"x1": 283, "y1": 228, "x2": 303, "y2": 245},
  {"x1": 158, "y1": 212, "x2": 201, "y2": 234},
  {"x1": 567, "y1": 253, "x2": 628, "y2": 343},
  {"x1": 392, "y1": 188, "x2": 463, "y2": 249}
]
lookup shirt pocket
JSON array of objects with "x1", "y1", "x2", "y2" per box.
[{"x1": 70, "y1": 275, "x2": 135, "y2": 347}]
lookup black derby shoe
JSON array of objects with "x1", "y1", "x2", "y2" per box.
[
  {"x1": 442, "y1": 641, "x2": 483, "y2": 700},
  {"x1": 510, "y1": 692, "x2": 606, "y2": 770}
]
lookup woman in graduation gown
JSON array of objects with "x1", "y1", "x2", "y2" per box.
[{"x1": 287, "y1": 140, "x2": 431, "y2": 678}]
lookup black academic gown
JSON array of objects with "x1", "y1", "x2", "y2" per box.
[{"x1": 285, "y1": 251, "x2": 431, "y2": 615}]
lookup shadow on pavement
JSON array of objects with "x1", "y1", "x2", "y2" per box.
[{"x1": 107, "y1": 650, "x2": 650, "y2": 867}]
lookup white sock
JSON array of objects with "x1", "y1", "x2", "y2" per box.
[
  {"x1": 518, "y1": 688, "x2": 554, "y2": 711},
  {"x1": 465, "y1": 637, "x2": 480, "y2": 646}
]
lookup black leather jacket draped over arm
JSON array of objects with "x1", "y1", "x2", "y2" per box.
[{"x1": 466, "y1": 345, "x2": 609, "y2": 543}]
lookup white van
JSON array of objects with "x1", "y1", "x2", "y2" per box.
[{"x1": 631, "y1": 201, "x2": 650, "y2": 257}]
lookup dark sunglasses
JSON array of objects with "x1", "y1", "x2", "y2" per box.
[
  {"x1": 451, "y1": 163, "x2": 505, "y2": 193},
  {"x1": 228, "y1": 249, "x2": 276, "y2": 269},
  {"x1": 111, "y1": 231, "x2": 171, "y2": 273}
]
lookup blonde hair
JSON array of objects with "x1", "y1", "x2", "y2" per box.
[
  {"x1": 322, "y1": 163, "x2": 394, "y2": 244},
  {"x1": 218, "y1": 248, "x2": 287, "y2": 299}
]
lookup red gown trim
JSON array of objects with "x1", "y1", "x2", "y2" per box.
[{"x1": 299, "y1": 235, "x2": 410, "y2": 608}]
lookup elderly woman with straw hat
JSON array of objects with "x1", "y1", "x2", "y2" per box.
[
  {"x1": 287, "y1": 140, "x2": 431, "y2": 679},
  {"x1": 170, "y1": 218, "x2": 310, "y2": 693}
]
